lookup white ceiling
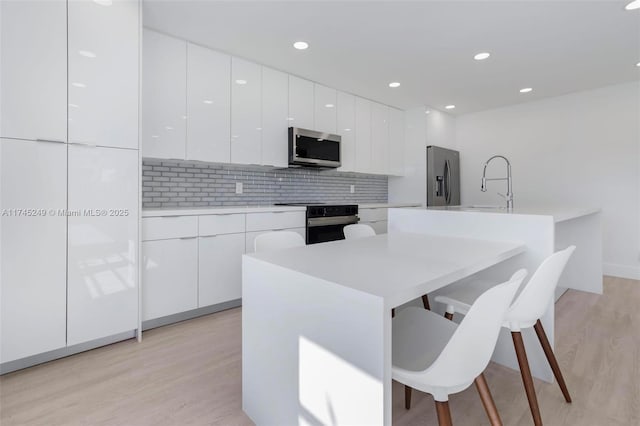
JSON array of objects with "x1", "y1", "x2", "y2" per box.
[{"x1": 143, "y1": 0, "x2": 640, "y2": 115}]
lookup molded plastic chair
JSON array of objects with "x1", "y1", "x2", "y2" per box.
[
  {"x1": 434, "y1": 246, "x2": 576, "y2": 426},
  {"x1": 343, "y1": 223, "x2": 431, "y2": 313},
  {"x1": 343, "y1": 223, "x2": 376, "y2": 239},
  {"x1": 254, "y1": 231, "x2": 305, "y2": 253},
  {"x1": 393, "y1": 269, "x2": 526, "y2": 426}
]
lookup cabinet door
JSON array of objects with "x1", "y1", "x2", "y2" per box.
[
  {"x1": 187, "y1": 43, "x2": 231, "y2": 162},
  {"x1": 1, "y1": 139, "x2": 67, "y2": 363},
  {"x1": 142, "y1": 238, "x2": 198, "y2": 321},
  {"x1": 67, "y1": 146, "x2": 139, "y2": 345},
  {"x1": 0, "y1": 0, "x2": 66, "y2": 142},
  {"x1": 261, "y1": 67, "x2": 289, "y2": 167},
  {"x1": 337, "y1": 92, "x2": 356, "y2": 172},
  {"x1": 68, "y1": 0, "x2": 139, "y2": 149},
  {"x1": 371, "y1": 103, "x2": 389, "y2": 175},
  {"x1": 142, "y1": 29, "x2": 186, "y2": 159},
  {"x1": 288, "y1": 76, "x2": 314, "y2": 130},
  {"x1": 231, "y1": 57, "x2": 262, "y2": 165},
  {"x1": 314, "y1": 84, "x2": 337, "y2": 134},
  {"x1": 198, "y1": 233, "x2": 245, "y2": 307},
  {"x1": 355, "y1": 97, "x2": 372, "y2": 173},
  {"x1": 388, "y1": 108, "x2": 405, "y2": 176}
]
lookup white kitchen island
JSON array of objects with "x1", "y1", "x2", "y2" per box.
[
  {"x1": 388, "y1": 206, "x2": 602, "y2": 383},
  {"x1": 242, "y1": 233, "x2": 524, "y2": 425}
]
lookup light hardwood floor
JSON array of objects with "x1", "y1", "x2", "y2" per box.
[{"x1": 1, "y1": 276, "x2": 638, "y2": 425}]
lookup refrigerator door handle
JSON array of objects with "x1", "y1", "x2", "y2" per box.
[{"x1": 444, "y1": 159, "x2": 451, "y2": 204}]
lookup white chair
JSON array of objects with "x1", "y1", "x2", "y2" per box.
[
  {"x1": 343, "y1": 223, "x2": 376, "y2": 239},
  {"x1": 393, "y1": 269, "x2": 526, "y2": 426},
  {"x1": 254, "y1": 231, "x2": 305, "y2": 253},
  {"x1": 343, "y1": 223, "x2": 432, "y2": 313},
  {"x1": 435, "y1": 246, "x2": 576, "y2": 426}
]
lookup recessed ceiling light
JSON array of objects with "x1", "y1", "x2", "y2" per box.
[
  {"x1": 71, "y1": 82, "x2": 86, "y2": 88},
  {"x1": 293, "y1": 41, "x2": 309, "y2": 50},
  {"x1": 520, "y1": 87, "x2": 533, "y2": 93},
  {"x1": 388, "y1": 82, "x2": 401, "y2": 88},
  {"x1": 474, "y1": 52, "x2": 491, "y2": 61},
  {"x1": 78, "y1": 50, "x2": 97, "y2": 58},
  {"x1": 625, "y1": 0, "x2": 640, "y2": 11},
  {"x1": 325, "y1": 103, "x2": 335, "y2": 108},
  {"x1": 203, "y1": 100, "x2": 213, "y2": 104},
  {"x1": 445, "y1": 105, "x2": 456, "y2": 110},
  {"x1": 235, "y1": 79, "x2": 247, "y2": 85}
]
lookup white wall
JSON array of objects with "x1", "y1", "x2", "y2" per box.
[
  {"x1": 456, "y1": 82, "x2": 640, "y2": 279},
  {"x1": 388, "y1": 107, "x2": 456, "y2": 206}
]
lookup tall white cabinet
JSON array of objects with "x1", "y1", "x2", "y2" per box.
[
  {"x1": 337, "y1": 92, "x2": 356, "y2": 172},
  {"x1": 261, "y1": 67, "x2": 289, "y2": 167},
  {"x1": 0, "y1": 0, "x2": 67, "y2": 142},
  {"x1": 0, "y1": 0, "x2": 140, "y2": 369},
  {"x1": 355, "y1": 97, "x2": 373, "y2": 173},
  {"x1": 0, "y1": 139, "x2": 68, "y2": 363},
  {"x1": 371, "y1": 103, "x2": 389, "y2": 175},
  {"x1": 288, "y1": 76, "x2": 315, "y2": 130}
]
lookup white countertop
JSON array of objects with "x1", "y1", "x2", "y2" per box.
[
  {"x1": 412, "y1": 205, "x2": 601, "y2": 223},
  {"x1": 246, "y1": 232, "x2": 524, "y2": 308},
  {"x1": 142, "y1": 202, "x2": 421, "y2": 217}
]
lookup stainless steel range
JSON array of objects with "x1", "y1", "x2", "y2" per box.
[{"x1": 274, "y1": 203, "x2": 359, "y2": 244}]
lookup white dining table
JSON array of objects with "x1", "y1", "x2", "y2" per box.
[{"x1": 242, "y1": 232, "x2": 525, "y2": 425}]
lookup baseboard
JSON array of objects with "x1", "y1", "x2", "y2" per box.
[
  {"x1": 603, "y1": 262, "x2": 640, "y2": 280},
  {"x1": 1, "y1": 330, "x2": 136, "y2": 375},
  {"x1": 142, "y1": 299, "x2": 242, "y2": 331}
]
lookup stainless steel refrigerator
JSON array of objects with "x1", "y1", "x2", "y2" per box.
[{"x1": 426, "y1": 146, "x2": 460, "y2": 206}]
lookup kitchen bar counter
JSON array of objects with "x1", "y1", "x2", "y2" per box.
[
  {"x1": 388, "y1": 206, "x2": 602, "y2": 382},
  {"x1": 242, "y1": 233, "x2": 524, "y2": 425}
]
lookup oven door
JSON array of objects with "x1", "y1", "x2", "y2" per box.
[{"x1": 306, "y1": 215, "x2": 359, "y2": 244}]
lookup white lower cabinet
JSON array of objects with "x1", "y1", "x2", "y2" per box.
[
  {"x1": 359, "y1": 207, "x2": 389, "y2": 235},
  {"x1": 142, "y1": 238, "x2": 198, "y2": 321},
  {"x1": 66, "y1": 146, "x2": 139, "y2": 345},
  {"x1": 198, "y1": 233, "x2": 245, "y2": 306},
  {"x1": 0, "y1": 139, "x2": 67, "y2": 363}
]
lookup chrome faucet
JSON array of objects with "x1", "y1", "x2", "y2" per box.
[{"x1": 481, "y1": 155, "x2": 513, "y2": 210}]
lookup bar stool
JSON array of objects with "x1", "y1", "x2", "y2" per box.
[
  {"x1": 393, "y1": 270, "x2": 526, "y2": 426},
  {"x1": 435, "y1": 246, "x2": 576, "y2": 426}
]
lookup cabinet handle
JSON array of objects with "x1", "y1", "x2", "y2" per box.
[
  {"x1": 200, "y1": 234, "x2": 218, "y2": 238},
  {"x1": 70, "y1": 141, "x2": 97, "y2": 147},
  {"x1": 270, "y1": 228, "x2": 286, "y2": 232},
  {"x1": 159, "y1": 216, "x2": 181, "y2": 218},
  {"x1": 36, "y1": 138, "x2": 66, "y2": 144},
  {"x1": 179, "y1": 236, "x2": 197, "y2": 240},
  {"x1": 272, "y1": 211, "x2": 288, "y2": 214}
]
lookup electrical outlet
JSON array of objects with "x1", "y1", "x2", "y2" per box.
[
  {"x1": 350, "y1": 185, "x2": 355, "y2": 194},
  {"x1": 235, "y1": 182, "x2": 243, "y2": 194}
]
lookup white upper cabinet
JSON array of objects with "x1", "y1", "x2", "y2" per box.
[
  {"x1": 1, "y1": 139, "x2": 67, "y2": 363},
  {"x1": 261, "y1": 67, "x2": 289, "y2": 167},
  {"x1": 355, "y1": 97, "x2": 372, "y2": 173},
  {"x1": 314, "y1": 84, "x2": 337, "y2": 134},
  {"x1": 186, "y1": 43, "x2": 231, "y2": 163},
  {"x1": 68, "y1": 0, "x2": 139, "y2": 149},
  {"x1": 388, "y1": 108, "x2": 405, "y2": 176},
  {"x1": 67, "y1": 146, "x2": 139, "y2": 346},
  {"x1": 288, "y1": 76, "x2": 314, "y2": 130},
  {"x1": 0, "y1": 0, "x2": 67, "y2": 142},
  {"x1": 337, "y1": 92, "x2": 356, "y2": 172},
  {"x1": 371, "y1": 102, "x2": 389, "y2": 175},
  {"x1": 142, "y1": 29, "x2": 187, "y2": 159},
  {"x1": 231, "y1": 57, "x2": 262, "y2": 165}
]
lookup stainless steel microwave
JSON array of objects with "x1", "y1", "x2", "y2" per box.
[{"x1": 288, "y1": 127, "x2": 341, "y2": 168}]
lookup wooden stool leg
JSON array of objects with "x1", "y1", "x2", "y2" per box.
[
  {"x1": 404, "y1": 385, "x2": 412, "y2": 409},
  {"x1": 444, "y1": 312, "x2": 454, "y2": 321},
  {"x1": 421, "y1": 294, "x2": 431, "y2": 310},
  {"x1": 534, "y1": 319, "x2": 572, "y2": 403},
  {"x1": 511, "y1": 331, "x2": 542, "y2": 426},
  {"x1": 474, "y1": 373, "x2": 503, "y2": 426},
  {"x1": 435, "y1": 400, "x2": 453, "y2": 426}
]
